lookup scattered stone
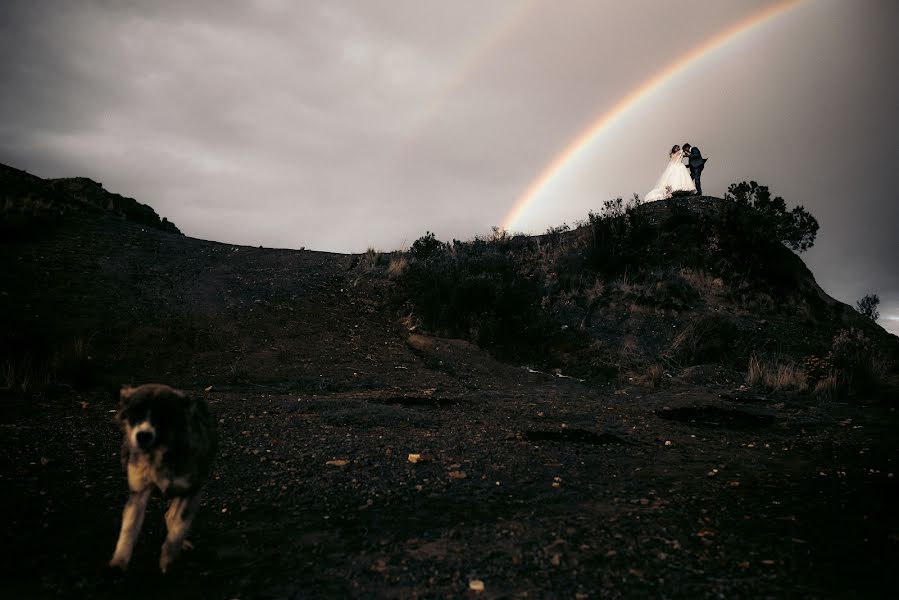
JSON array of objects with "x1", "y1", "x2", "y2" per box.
[
  {"x1": 408, "y1": 453, "x2": 421, "y2": 463},
  {"x1": 448, "y1": 470, "x2": 466, "y2": 479},
  {"x1": 371, "y1": 559, "x2": 388, "y2": 573},
  {"x1": 204, "y1": 385, "x2": 213, "y2": 392},
  {"x1": 326, "y1": 459, "x2": 349, "y2": 467},
  {"x1": 469, "y1": 579, "x2": 485, "y2": 592}
]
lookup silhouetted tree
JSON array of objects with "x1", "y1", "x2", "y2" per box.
[
  {"x1": 856, "y1": 293, "x2": 880, "y2": 321},
  {"x1": 724, "y1": 181, "x2": 819, "y2": 252}
]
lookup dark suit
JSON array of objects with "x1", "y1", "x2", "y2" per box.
[{"x1": 685, "y1": 147, "x2": 707, "y2": 195}]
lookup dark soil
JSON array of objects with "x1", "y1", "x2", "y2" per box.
[{"x1": 2, "y1": 217, "x2": 898, "y2": 599}]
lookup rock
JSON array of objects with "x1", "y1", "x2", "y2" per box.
[
  {"x1": 407, "y1": 453, "x2": 421, "y2": 463},
  {"x1": 469, "y1": 579, "x2": 485, "y2": 592},
  {"x1": 326, "y1": 459, "x2": 349, "y2": 467},
  {"x1": 448, "y1": 470, "x2": 466, "y2": 479}
]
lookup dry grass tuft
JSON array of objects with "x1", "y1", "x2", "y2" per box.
[
  {"x1": 813, "y1": 374, "x2": 840, "y2": 400},
  {"x1": 746, "y1": 355, "x2": 807, "y2": 392},
  {"x1": 632, "y1": 363, "x2": 667, "y2": 388},
  {"x1": 387, "y1": 254, "x2": 409, "y2": 279},
  {"x1": 362, "y1": 248, "x2": 382, "y2": 271}
]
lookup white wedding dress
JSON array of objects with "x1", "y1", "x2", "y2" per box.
[{"x1": 644, "y1": 152, "x2": 696, "y2": 201}]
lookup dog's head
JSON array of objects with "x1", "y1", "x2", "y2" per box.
[{"x1": 117, "y1": 384, "x2": 189, "y2": 453}]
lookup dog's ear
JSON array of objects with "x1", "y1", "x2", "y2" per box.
[{"x1": 116, "y1": 386, "x2": 136, "y2": 420}]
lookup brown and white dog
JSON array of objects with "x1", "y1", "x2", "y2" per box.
[{"x1": 109, "y1": 384, "x2": 217, "y2": 573}]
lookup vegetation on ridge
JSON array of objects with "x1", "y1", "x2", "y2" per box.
[{"x1": 392, "y1": 183, "x2": 894, "y2": 399}]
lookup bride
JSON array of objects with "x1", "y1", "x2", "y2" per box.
[{"x1": 644, "y1": 145, "x2": 696, "y2": 201}]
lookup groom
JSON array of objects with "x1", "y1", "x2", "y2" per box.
[{"x1": 682, "y1": 143, "x2": 707, "y2": 196}]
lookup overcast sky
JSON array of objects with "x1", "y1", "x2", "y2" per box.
[{"x1": 1, "y1": 0, "x2": 896, "y2": 333}]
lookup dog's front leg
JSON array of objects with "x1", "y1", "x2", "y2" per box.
[
  {"x1": 109, "y1": 487, "x2": 151, "y2": 570},
  {"x1": 159, "y1": 492, "x2": 201, "y2": 573}
]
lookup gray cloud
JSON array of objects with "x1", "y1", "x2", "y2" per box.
[{"x1": 1, "y1": 0, "x2": 896, "y2": 333}]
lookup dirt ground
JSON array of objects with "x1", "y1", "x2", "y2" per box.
[{"x1": 1, "y1": 219, "x2": 897, "y2": 598}]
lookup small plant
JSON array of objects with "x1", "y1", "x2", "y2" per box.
[
  {"x1": 410, "y1": 231, "x2": 445, "y2": 261},
  {"x1": 856, "y1": 293, "x2": 880, "y2": 321},
  {"x1": 386, "y1": 254, "x2": 409, "y2": 279},
  {"x1": 746, "y1": 355, "x2": 806, "y2": 392},
  {"x1": 829, "y1": 328, "x2": 877, "y2": 395},
  {"x1": 805, "y1": 329, "x2": 881, "y2": 398},
  {"x1": 632, "y1": 363, "x2": 666, "y2": 388},
  {"x1": 543, "y1": 223, "x2": 570, "y2": 248},
  {"x1": 361, "y1": 248, "x2": 382, "y2": 271}
]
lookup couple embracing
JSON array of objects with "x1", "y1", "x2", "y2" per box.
[{"x1": 644, "y1": 143, "x2": 707, "y2": 201}]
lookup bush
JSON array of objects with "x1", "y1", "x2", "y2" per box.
[
  {"x1": 829, "y1": 328, "x2": 877, "y2": 396},
  {"x1": 856, "y1": 293, "x2": 880, "y2": 321},
  {"x1": 584, "y1": 196, "x2": 653, "y2": 277},
  {"x1": 724, "y1": 181, "x2": 818, "y2": 252},
  {"x1": 398, "y1": 234, "x2": 556, "y2": 362},
  {"x1": 805, "y1": 328, "x2": 880, "y2": 398},
  {"x1": 410, "y1": 231, "x2": 446, "y2": 261}
]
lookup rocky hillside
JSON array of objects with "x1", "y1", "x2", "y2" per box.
[
  {"x1": 391, "y1": 194, "x2": 897, "y2": 399},
  {"x1": 0, "y1": 163, "x2": 179, "y2": 235},
  {"x1": 1, "y1": 165, "x2": 897, "y2": 598}
]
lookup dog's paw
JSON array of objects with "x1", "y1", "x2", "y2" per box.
[
  {"x1": 108, "y1": 556, "x2": 129, "y2": 572},
  {"x1": 159, "y1": 543, "x2": 181, "y2": 574}
]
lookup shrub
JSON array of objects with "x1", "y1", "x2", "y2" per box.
[
  {"x1": 397, "y1": 234, "x2": 556, "y2": 362},
  {"x1": 584, "y1": 196, "x2": 653, "y2": 277},
  {"x1": 856, "y1": 293, "x2": 880, "y2": 321},
  {"x1": 410, "y1": 231, "x2": 446, "y2": 261},
  {"x1": 805, "y1": 329, "x2": 881, "y2": 398},
  {"x1": 829, "y1": 328, "x2": 877, "y2": 396},
  {"x1": 724, "y1": 181, "x2": 818, "y2": 252}
]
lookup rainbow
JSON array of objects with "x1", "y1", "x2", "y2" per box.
[{"x1": 501, "y1": 0, "x2": 809, "y2": 231}]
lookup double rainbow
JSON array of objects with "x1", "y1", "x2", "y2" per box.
[{"x1": 501, "y1": 0, "x2": 809, "y2": 230}]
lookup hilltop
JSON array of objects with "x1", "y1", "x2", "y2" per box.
[
  {"x1": 0, "y1": 163, "x2": 179, "y2": 235},
  {"x1": 1, "y1": 164, "x2": 897, "y2": 598},
  {"x1": 391, "y1": 193, "x2": 896, "y2": 396}
]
